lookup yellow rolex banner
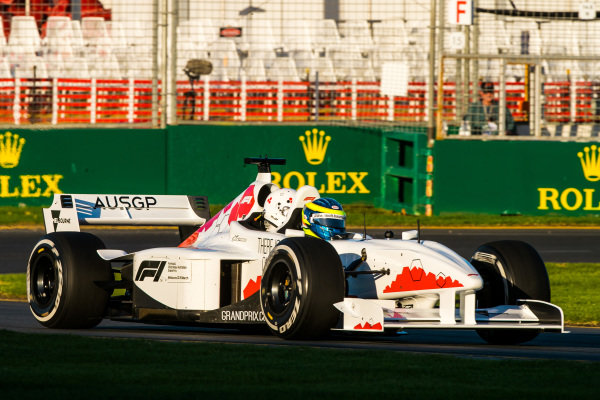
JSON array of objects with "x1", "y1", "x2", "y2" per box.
[
  {"x1": 434, "y1": 140, "x2": 600, "y2": 216},
  {"x1": 166, "y1": 125, "x2": 385, "y2": 205},
  {"x1": 1, "y1": 126, "x2": 403, "y2": 208},
  {"x1": 0, "y1": 129, "x2": 166, "y2": 206}
]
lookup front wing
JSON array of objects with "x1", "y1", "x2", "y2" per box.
[{"x1": 333, "y1": 298, "x2": 565, "y2": 333}]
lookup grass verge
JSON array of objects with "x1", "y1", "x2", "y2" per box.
[
  {"x1": 0, "y1": 329, "x2": 597, "y2": 399},
  {"x1": 3, "y1": 263, "x2": 599, "y2": 325},
  {"x1": 3, "y1": 205, "x2": 600, "y2": 228},
  {"x1": 547, "y1": 263, "x2": 600, "y2": 326},
  {"x1": 0, "y1": 274, "x2": 26, "y2": 300}
]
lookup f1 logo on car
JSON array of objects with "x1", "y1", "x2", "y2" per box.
[{"x1": 135, "y1": 261, "x2": 166, "y2": 281}]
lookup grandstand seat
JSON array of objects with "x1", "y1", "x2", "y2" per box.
[
  {"x1": 504, "y1": 19, "x2": 542, "y2": 55},
  {"x1": 63, "y1": 56, "x2": 91, "y2": 79},
  {"x1": 123, "y1": 20, "x2": 152, "y2": 52},
  {"x1": 69, "y1": 19, "x2": 86, "y2": 56},
  {"x1": 292, "y1": 49, "x2": 316, "y2": 80},
  {"x1": 313, "y1": 19, "x2": 341, "y2": 56},
  {"x1": 8, "y1": 16, "x2": 41, "y2": 51},
  {"x1": 373, "y1": 20, "x2": 409, "y2": 47},
  {"x1": 0, "y1": 57, "x2": 11, "y2": 79},
  {"x1": 13, "y1": 54, "x2": 48, "y2": 79},
  {"x1": 106, "y1": 21, "x2": 129, "y2": 69},
  {"x1": 540, "y1": 20, "x2": 579, "y2": 60},
  {"x1": 243, "y1": 56, "x2": 267, "y2": 81},
  {"x1": 283, "y1": 19, "x2": 313, "y2": 53},
  {"x1": 106, "y1": 21, "x2": 128, "y2": 50},
  {"x1": 44, "y1": 16, "x2": 74, "y2": 57},
  {"x1": 208, "y1": 38, "x2": 241, "y2": 81},
  {"x1": 245, "y1": 17, "x2": 284, "y2": 57},
  {"x1": 0, "y1": 16, "x2": 6, "y2": 48},
  {"x1": 330, "y1": 48, "x2": 375, "y2": 81},
  {"x1": 266, "y1": 57, "x2": 300, "y2": 82},
  {"x1": 124, "y1": 55, "x2": 152, "y2": 80},
  {"x1": 178, "y1": 19, "x2": 212, "y2": 55},
  {"x1": 81, "y1": 17, "x2": 112, "y2": 54},
  {"x1": 579, "y1": 20, "x2": 600, "y2": 57},
  {"x1": 310, "y1": 55, "x2": 337, "y2": 83},
  {"x1": 477, "y1": 14, "x2": 511, "y2": 54},
  {"x1": 338, "y1": 20, "x2": 374, "y2": 54},
  {"x1": 87, "y1": 47, "x2": 122, "y2": 79},
  {"x1": 44, "y1": 53, "x2": 64, "y2": 78},
  {"x1": 373, "y1": 43, "x2": 406, "y2": 76}
]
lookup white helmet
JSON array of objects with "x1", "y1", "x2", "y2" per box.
[{"x1": 263, "y1": 188, "x2": 297, "y2": 232}]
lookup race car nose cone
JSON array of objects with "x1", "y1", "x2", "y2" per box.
[{"x1": 464, "y1": 273, "x2": 483, "y2": 290}]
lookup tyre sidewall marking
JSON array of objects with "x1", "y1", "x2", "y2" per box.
[
  {"x1": 261, "y1": 244, "x2": 304, "y2": 332},
  {"x1": 27, "y1": 238, "x2": 64, "y2": 323}
]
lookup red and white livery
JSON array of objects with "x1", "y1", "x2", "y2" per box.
[{"x1": 26, "y1": 158, "x2": 565, "y2": 344}]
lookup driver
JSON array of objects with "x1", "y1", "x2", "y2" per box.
[{"x1": 302, "y1": 198, "x2": 346, "y2": 240}]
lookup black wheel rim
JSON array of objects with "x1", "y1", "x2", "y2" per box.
[
  {"x1": 30, "y1": 250, "x2": 59, "y2": 312},
  {"x1": 265, "y1": 259, "x2": 296, "y2": 315}
]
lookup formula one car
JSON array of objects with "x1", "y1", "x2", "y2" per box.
[{"x1": 26, "y1": 158, "x2": 565, "y2": 344}]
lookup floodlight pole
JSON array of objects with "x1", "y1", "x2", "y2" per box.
[
  {"x1": 160, "y1": 0, "x2": 168, "y2": 129},
  {"x1": 152, "y1": 0, "x2": 159, "y2": 128},
  {"x1": 427, "y1": 0, "x2": 437, "y2": 146}
]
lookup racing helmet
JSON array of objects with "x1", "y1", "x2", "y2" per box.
[
  {"x1": 302, "y1": 198, "x2": 346, "y2": 240},
  {"x1": 263, "y1": 188, "x2": 297, "y2": 232}
]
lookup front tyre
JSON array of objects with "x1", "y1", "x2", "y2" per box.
[
  {"x1": 27, "y1": 232, "x2": 111, "y2": 328},
  {"x1": 260, "y1": 237, "x2": 344, "y2": 339},
  {"x1": 471, "y1": 240, "x2": 550, "y2": 345}
]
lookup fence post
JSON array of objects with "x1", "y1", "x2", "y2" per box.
[
  {"x1": 387, "y1": 95, "x2": 394, "y2": 122},
  {"x1": 240, "y1": 75, "x2": 247, "y2": 122},
  {"x1": 51, "y1": 78, "x2": 58, "y2": 125},
  {"x1": 203, "y1": 77, "x2": 210, "y2": 121},
  {"x1": 314, "y1": 71, "x2": 320, "y2": 121},
  {"x1": 570, "y1": 75, "x2": 577, "y2": 123},
  {"x1": 151, "y1": 0, "x2": 159, "y2": 128},
  {"x1": 534, "y1": 63, "x2": 542, "y2": 137},
  {"x1": 128, "y1": 78, "x2": 135, "y2": 123},
  {"x1": 499, "y1": 59, "x2": 506, "y2": 135},
  {"x1": 13, "y1": 78, "x2": 20, "y2": 125},
  {"x1": 91, "y1": 78, "x2": 97, "y2": 124},
  {"x1": 277, "y1": 79, "x2": 283, "y2": 122},
  {"x1": 351, "y1": 78, "x2": 357, "y2": 121}
]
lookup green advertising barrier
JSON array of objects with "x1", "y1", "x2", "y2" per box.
[
  {"x1": 166, "y1": 125, "x2": 383, "y2": 204},
  {"x1": 0, "y1": 128, "x2": 166, "y2": 206},
  {"x1": 0, "y1": 125, "x2": 430, "y2": 213},
  {"x1": 434, "y1": 139, "x2": 600, "y2": 215},
  {"x1": 166, "y1": 125, "x2": 431, "y2": 212}
]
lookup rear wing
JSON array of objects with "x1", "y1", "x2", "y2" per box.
[{"x1": 43, "y1": 194, "x2": 210, "y2": 234}]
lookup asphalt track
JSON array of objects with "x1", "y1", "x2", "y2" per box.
[
  {"x1": 1, "y1": 227, "x2": 599, "y2": 361},
  {"x1": 1, "y1": 301, "x2": 598, "y2": 361},
  {"x1": 2, "y1": 226, "x2": 600, "y2": 274}
]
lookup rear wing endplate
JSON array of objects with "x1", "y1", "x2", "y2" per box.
[{"x1": 43, "y1": 194, "x2": 210, "y2": 233}]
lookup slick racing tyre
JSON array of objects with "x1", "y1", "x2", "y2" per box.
[
  {"x1": 470, "y1": 240, "x2": 550, "y2": 345},
  {"x1": 27, "y1": 232, "x2": 111, "y2": 328},
  {"x1": 260, "y1": 237, "x2": 345, "y2": 339}
]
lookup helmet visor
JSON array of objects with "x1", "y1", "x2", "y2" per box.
[{"x1": 311, "y1": 213, "x2": 346, "y2": 229}]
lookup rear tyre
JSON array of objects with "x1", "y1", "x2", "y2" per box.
[
  {"x1": 471, "y1": 240, "x2": 550, "y2": 345},
  {"x1": 260, "y1": 237, "x2": 344, "y2": 339},
  {"x1": 27, "y1": 232, "x2": 111, "y2": 328}
]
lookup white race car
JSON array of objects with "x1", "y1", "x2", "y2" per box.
[{"x1": 27, "y1": 158, "x2": 565, "y2": 344}]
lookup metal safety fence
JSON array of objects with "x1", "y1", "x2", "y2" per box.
[{"x1": 0, "y1": 1, "x2": 599, "y2": 139}]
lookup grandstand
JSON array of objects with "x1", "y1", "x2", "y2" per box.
[{"x1": 0, "y1": 0, "x2": 599, "y2": 134}]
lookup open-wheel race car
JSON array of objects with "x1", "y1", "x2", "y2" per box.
[{"x1": 27, "y1": 157, "x2": 565, "y2": 344}]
